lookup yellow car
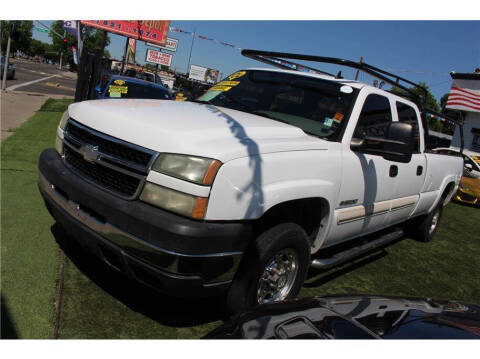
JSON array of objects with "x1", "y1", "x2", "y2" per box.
[
  {"x1": 455, "y1": 176, "x2": 480, "y2": 206},
  {"x1": 432, "y1": 148, "x2": 480, "y2": 207}
]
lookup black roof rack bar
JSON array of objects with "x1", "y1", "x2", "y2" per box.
[
  {"x1": 242, "y1": 49, "x2": 428, "y2": 105},
  {"x1": 252, "y1": 54, "x2": 336, "y2": 78}
]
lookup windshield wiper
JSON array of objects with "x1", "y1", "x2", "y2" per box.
[{"x1": 191, "y1": 99, "x2": 213, "y2": 105}]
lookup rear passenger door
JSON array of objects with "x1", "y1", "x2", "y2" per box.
[{"x1": 387, "y1": 100, "x2": 426, "y2": 223}]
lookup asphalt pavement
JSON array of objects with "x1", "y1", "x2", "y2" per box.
[{"x1": 4, "y1": 59, "x2": 77, "y2": 97}]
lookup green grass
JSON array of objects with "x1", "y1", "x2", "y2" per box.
[
  {"x1": 1, "y1": 99, "x2": 72, "y2": 338},
  {"x1": 301, "y1": 203, "x2": 480, "y2": 303},
  {"x1": 1, "y1": 98, "x2": 479, "y2": 339}
]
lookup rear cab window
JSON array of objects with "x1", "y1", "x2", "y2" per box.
[{"x1": 396, "y1": 101, "x2": 421, "y2": 153}]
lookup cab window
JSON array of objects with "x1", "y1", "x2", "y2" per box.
[
  {"x1": 353, "y1": 94, "x2": 392, "y2": 140},
  {"x1": 396, "y1": 102, "x2": 420, "y2": 153}
]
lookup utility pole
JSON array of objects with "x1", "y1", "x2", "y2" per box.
[
  {"x1": 1, "y1": 21, "x2": 3, "y2": 61},
  {"x1": 2, "y1": 22, "x2": 13, "y2": 91},
  {"x1": 121, "y1": 37, "x2": 128, "y2": 74},
  {"x1": 354, "y1": 56, "x2": 363, "y2": 81},
  {"x1": 59, "y1": 29, "x2": 66, "y2": 70},
  {"x1": 76, "y1": 20, "x2": 83, "y2": 58},
  {"x1": 186, "y1": 27, "x2": 196, "y2": 74}
]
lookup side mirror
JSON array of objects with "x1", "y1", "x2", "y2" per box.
[
  {"x1": 351, "y1": 122, "x2": 413, "y2": 163},
  {"x1": 382, "y1": 122, "x2": 414, "y2": 163},
  {"x1": 465, "y1": 163, "x2": 473, "y2": 171}
]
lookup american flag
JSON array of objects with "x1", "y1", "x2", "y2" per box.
[{"x1": 446, "y1": 78, "x2": 480, "y2": 113}]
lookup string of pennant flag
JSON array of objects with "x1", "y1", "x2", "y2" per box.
[{"x1": 169, "y1": 26, "x2": 243, "y2": 51}]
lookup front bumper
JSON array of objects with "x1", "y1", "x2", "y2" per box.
[
  {"x1": 38, "y1": 148, "x2": 252, "y2": 297},
  {"x1": 454, "y1": 188, "x2": 480, "y2": 206}
]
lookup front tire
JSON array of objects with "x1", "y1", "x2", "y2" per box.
[{"x1": 225, "y1": 223, "x2": 311, "y2": 315}]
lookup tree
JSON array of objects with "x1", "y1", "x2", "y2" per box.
[
  {"x1": 28, "y1": 39, "x2": 46, "y2": 57},
  {"x1": 1, "y1": 21, "x2": 33, "y2": 55},
  {"x1": 391, "y1": 82, "x2": 440, "y2": 112},
  {"x1": 440, "y1": 93, "x2": 449, "y2": 110},
  {"x1": 49, "y1": 21, "x2": 110, "y2": 70}
]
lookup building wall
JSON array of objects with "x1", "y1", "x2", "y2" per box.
[{"x1": 452, "y1": 112, "x2": 480, "y2": 153}]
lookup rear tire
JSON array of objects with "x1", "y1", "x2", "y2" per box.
[
  {"x1": 225, "y1": 223, "x2": 311, "y2": 315},
  {"x1": 406, "y1": 199, "x2": 443, "y2": 242}
]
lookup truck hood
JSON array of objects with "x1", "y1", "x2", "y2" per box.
[{"x1": 68, "y1": 99, "x2": 329, "y2": 162}]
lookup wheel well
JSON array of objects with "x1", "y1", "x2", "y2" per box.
[
  {"x1": 254, "y1": 198, "x2": 328, "y2": 242},
  {"x1": 441, "y1": 182, "x2": 455, "y2": 200}
]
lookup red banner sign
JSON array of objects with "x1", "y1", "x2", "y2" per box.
[{"x1": 80, "y1": 20, "x2": 170, "y2": 46}]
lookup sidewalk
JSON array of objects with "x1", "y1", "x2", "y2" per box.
[{"x1": 0, "y1": 90, "x2": 72, "y2": 141}]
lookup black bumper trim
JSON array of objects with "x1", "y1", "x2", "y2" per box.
[{"x1": 43, "y1": 190, "x2": 231, "y2": 297}]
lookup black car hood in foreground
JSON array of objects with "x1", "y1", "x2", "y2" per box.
[{"x1": 205, "y1": 295, "x2": 480, "y2": 339}]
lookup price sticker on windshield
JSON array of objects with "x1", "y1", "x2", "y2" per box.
[
  {"x1": 216, "y1": 81, "x2": 240, "y2": 87},
  {"x1": 228, "y1": 71, "x2": 246, "y2": 80},
  {"x1": 109, "y1": 85, "x2": 128, "y2": 94},
  {"x1": 209, "y1": 85, "x2": 232, "y2": 92}
]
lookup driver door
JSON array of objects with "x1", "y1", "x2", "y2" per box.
[{"x1": 329, "y1": 93, "x2": 396, "y2": 245}]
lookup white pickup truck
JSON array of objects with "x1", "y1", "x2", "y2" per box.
[{"x1": 38, "y1": 51, "x2": 464, "y2": 313}]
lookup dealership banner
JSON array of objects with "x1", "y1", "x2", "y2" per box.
[
  {"x1": 145, "y1": 49, "x2": 172, "y2": 67},
  {"x1": 128, "y1": 38, "x2": 136, "y2": 63},
  {"x1": 63, "y1": 20, "x2": 78, "y2": 37},
  {"x1": 147, "y1": 37, "x2": 178, "y2": 52},
  {"x1": 81, "y1": 20, "x2": 170, "y2": 46},
  {"x1": 188, "y1": 65, "x2": 219, "y2": 84}
]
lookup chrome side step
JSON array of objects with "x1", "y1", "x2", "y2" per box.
[{"x1": 311, "y1": 229, "x2": 405, "y2": 270}]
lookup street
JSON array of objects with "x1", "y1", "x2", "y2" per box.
[
  {"x1": 4, "y1": 58, "x2": 77, "y2": 96},
  {"x1": 1, "y1": 58, "x2": 75, "y2": 141}
]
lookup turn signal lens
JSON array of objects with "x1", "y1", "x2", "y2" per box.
[
  {"x1": 59, "y1": 110, "x2": 69, "y2": 130},
  {"x1": 55, "y1": 135, "x2": 63, "y2": 155}
]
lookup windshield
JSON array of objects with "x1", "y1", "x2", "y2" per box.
[
  {"x1": 107, "y1": 81, "x2": 172, "y2": 100},
  {"x1": 197, "y1": 70, "x2": 358, "y2": 141}
]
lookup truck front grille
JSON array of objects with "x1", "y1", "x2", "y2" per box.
[
  {"x1": 63, "y1": 119, "x2": 156, "y2": 199},
  {"x1": 65, "y1": 120, "x2": 153, "y2": 167},
  {"x1": 64, "y1": 147, "x2": 141, "y2": 197}
]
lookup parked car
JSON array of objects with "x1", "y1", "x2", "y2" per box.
[
  {"x1": 38, "y1": 50, "x2": 464, "y2": 314},
  {"x1": 1, "y1": 56, "x2": 15, "y2": 80},
  {"x1": 123, "y1": 68, "x2": 164, "y2": 86},
  {"x1": 431, "y1": 148, "x2": 480, "y2": 206},
  {"x1": 93, "y1": 75, "x2": 172, "y2": 100},
  {"x1": 205, "y1": 295, "x2": 480, "y2": 339}
]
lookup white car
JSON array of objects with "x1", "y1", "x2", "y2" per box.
[
  {"x1": 432, "y1": 147, "x2": 480, "y2": 178},
  {"x1": 38, "y1": 51, "x2": 464, "y2": 313}
]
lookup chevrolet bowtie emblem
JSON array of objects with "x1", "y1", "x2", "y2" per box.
[{"x1": 81, "y1": 144, "x2": 100, "y2": 163}]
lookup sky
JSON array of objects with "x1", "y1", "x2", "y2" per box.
[{"x1": 32, "y1": 20, "x2": 479, "y2": 101}]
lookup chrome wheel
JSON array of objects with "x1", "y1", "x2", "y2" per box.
[
  {"x1": 429, "y1": 208, "x2": 440, "y2": 235},
  {"x1": 257, "y1": 248, "x2": 299, "y2": 304}
]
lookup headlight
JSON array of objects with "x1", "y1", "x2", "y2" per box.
[
  {"x1": 55, "y1": 135, "x2": 63, "y2": 155},
  {"x1": 59, "y1": 110, "x2": 69, "y2": 130},
  {"x1": 152, "y1": 154, "x2": 222, "y2": 185},
  {"x1": 140, "y1": 182, "x2": 208, "y2": 219}
]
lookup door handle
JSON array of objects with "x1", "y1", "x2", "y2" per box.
[
  {"x1": 417, "y1": 166, "x2": 423, "y2": 176},
  {"x1": 389, "y1": 165, "x2": 398, "y2": 177}
]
